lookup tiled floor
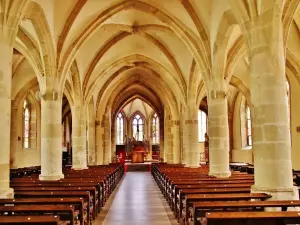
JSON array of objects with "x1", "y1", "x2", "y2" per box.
[{"x1": 94, "y1": 172, "x2": 178, "y2": 225}]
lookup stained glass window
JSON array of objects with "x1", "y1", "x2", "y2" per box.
[
  {"x1": 23, "y1": 99, "x2": 30, "y2": 149},
  {"x1": 132, "y1": 114, "x2": 143, "y2": 141},
  {"x1": 117, "y1": 113, "x2": 124, "y2": 144},
  {"x1": 152, "y1": 113, "x2": 159, "y2": 144},
  {"x1": 198, "y1": 110, "x2": 207, "y2": 142},
  {"x1": 246, "y1": 104, "x2": 252, "y2": 146}
]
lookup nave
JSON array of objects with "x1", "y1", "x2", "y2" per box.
[{"x1": 95, "y1": 172, "x2": 178, "y2": 225}]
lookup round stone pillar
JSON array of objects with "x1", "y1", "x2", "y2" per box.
[
  {"x1": 172, "y1": 121, "x2": 180, "y2": 164},
  {"x1": 87, "y1": 119, "x2": 96, "y2": 166},
  {"x1": 248, "y1": 15, "x2": 297, "y2": 199},
  {"x1": 96, "y1": 122, "x2": 104, "y2": 165},
  {"x1": 103, "y1": 112, "x2": 112, "y2": 165},
  {"x1": 0, "y1": 42, "x2": 14, "y2": 198},
  {"x1": 71, "y1": 106, "x2": 88, "y2": 170},
  {"x1": 39, "y1": 99, "x2": 64, "y2": 180},
  {"x1": 208, "y1": 95, "x2": 231, "y2": 177},
  {"x1": 183, "y1": 105, "x2": 200, "y2": 167}
]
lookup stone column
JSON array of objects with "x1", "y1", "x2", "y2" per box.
[
  {"x1": 39, "y1": 98, "x2": 64, "y2": 180},
  {"x1": 71, "y1": 106, "x2": 88, "y2": 170},
  {"x1": 88, "y1": 119, "x2": 96, "y2": 165},
  {"x1": 0, "y1": 42, "x2": 14, "y2": 198},
  {"x1": 103, "y1": 111, "x2": 111, "y2": 165},
  {"x1": 172, "y1": 121, "x2": 180, "y2": 164},
  {"x1": 208, "y1": 94, "x2": 231, "y2": 177},
  {"x1": 159, "y1": 116, "x2": 165, "y2": 161},
  {"x1": 10, "y1": 102, "x2": 18, "y2": 169},
  {"x1": 95, "y1": 121, "x2": 104, "y2": 165},
  {"x1": 183, "y1": 104, "x2": 200, "y2": 167},
  {"x1": 111, "y1": 123, "x2": 116, "y2": 162},
  {"x1": 165, "y1": 114, "x2": 173, "y2": 164},
  {"x1": 248, "y1": 10, "x2": 297, "y2": 199}
]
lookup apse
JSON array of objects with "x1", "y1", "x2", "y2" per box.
[{"x1": 114, "y1": 98, "x2": 160, "y2": 163}]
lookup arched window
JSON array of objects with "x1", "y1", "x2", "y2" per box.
[
  {"x1": 117, "y1": 113, "x2": 124, "y2": 144},
  {"x1": 132, "y1": 114, "x2": 143, "y2": 141},
  {"x1": 245, "y1": 104, "x2": 252, "y2": 146},
  {"x1": 152, "y1": 113, "x2": 159, "y2": 144},
  {"x1": 198, "y1": 110, "x2": 207, "y2": 142},
  {"x1": 23, "y1": 99, "x2": 30, "y2": 149}
]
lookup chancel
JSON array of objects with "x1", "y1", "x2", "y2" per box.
[{"x1": 1, "y1": 0, "x2": 300, "y2": 225}]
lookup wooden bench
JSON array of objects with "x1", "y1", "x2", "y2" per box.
[
  {"x1": 175, "y1": 187, "x2": 251, "y2": 219},
  {"x1": 172, "y1": 183, "x2": 253, "y2": 212},
  {"x1": 14, "y1": 191, "x2": 91, "y2": 225},
  {"x1": 8, "y1": 164, "x2": 124, "y2": 224},
  {"x1": 10, "y1": 181, "x2": 104, "y2": 208},
  {"x1": 0, "y1": 198, "x2": 85, "y2": 225},
  {"x1": 0, "y1": 205, "x2": 74, "y2": 224},
  {"x1": 182, "y1": 193, "x2": 271, "y2": 224},
  {"x1": 0, "y1": 215, "x2": 63, "y2": 224},
  {"x1": 193, "y1": 200, "x2": 300, "y2": 225},
  {"x1": 204, "y1": 211, "x2": 300, "y2": 225},
  {"x1": 12, "y1": 186, "x2": 98, "y2": 219}
]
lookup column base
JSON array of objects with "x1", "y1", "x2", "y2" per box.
[
  {"x1": 39, "y1": 174, "x2": 64, "y2": 181},
  {"x1": 209, "y1": 171, "x2": 231, "y2": 178},
  {"x1": 251, "y1": 185, "x2": 299, "y2": 200},
  {"x1": 72, "y1": 166, "x2": 88, "y2": 170},
  {"x1": 103, "y1": 161, "x2": 110, "y2": 165},
  {"x1": 0, "y1": 188, "x2": 14, "y2": 199}
]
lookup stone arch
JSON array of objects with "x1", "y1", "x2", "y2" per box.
[
  {"x1": 17, "y1": 28, "x2": 44, "y2": 77},
  {"x1": 212, "y1": 10, "x2": 239, "y2": 80},
  {"x1": 69, "y1": 60, "x2": 82, "y2": 103},
  {"x1": 24, "y1": 1, "x2": 56, "y2": 87},
  {"x1": 11, "y1": 82, "x2": 41, "y2": 168}
]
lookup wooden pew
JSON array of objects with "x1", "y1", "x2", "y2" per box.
[
  {"x1": 205, "y1": 211, "x2": 300, "y2": 225},
  {"x1": 8, "y1": 164, "x2": 124, "y2": 224},
  {"x1": 0, "y1": 215, "x2": 63, "y2": 224},
  {"x1": 0, "y1": 205, "x2": 74, "y2": 225},
  {"x1": 182, "y1": 193, "x2": 271, "y2": 224},
  {"x1": 10, "y1": 181, "x2": 104, "y2": 208},
  {"x1": 14, "y1": 191, "x2": 91, "y2": 225},
  {"x1": 193, "y1": 200, "x2": 300, "y2": 225},
  {"x1": 12, "y1": 186, "x2": 98, "y2": 219},
  {"x1": 172, "y1": 183, "x2": 253, "y2": 212},
  {"x1": 176, "y1": 187, "x2": 251, "y2": 219},
  {"x1": 0, "y1": 198, "x2": 85, "y2": 225}
]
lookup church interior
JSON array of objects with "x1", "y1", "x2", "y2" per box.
[{"x1": 1, "y1": 0, "x2": 300, "y2": 224}]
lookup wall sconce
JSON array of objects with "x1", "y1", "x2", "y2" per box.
[{"x1": 17, "y1": 136, "x2": 21, "y2": 141}]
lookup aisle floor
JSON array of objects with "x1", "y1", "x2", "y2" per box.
[{"x1": 94, "y1": 172, "x2": 178, "y2": 225}]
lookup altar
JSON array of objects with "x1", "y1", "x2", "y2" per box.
[
  {"x1": 131, "y1": 151, "x2": 145, "y2": 163},
  {"x1": 129, "y1": 142, "x2": 148, "y2": 163}
]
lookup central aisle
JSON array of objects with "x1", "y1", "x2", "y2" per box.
[{"x1": 95, "y1": 172, "x2": 178, "y2": 225}]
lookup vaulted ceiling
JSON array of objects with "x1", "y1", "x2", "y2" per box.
[{"x1": 10, "y1": 0, "x2": 300, "y2": 117}]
